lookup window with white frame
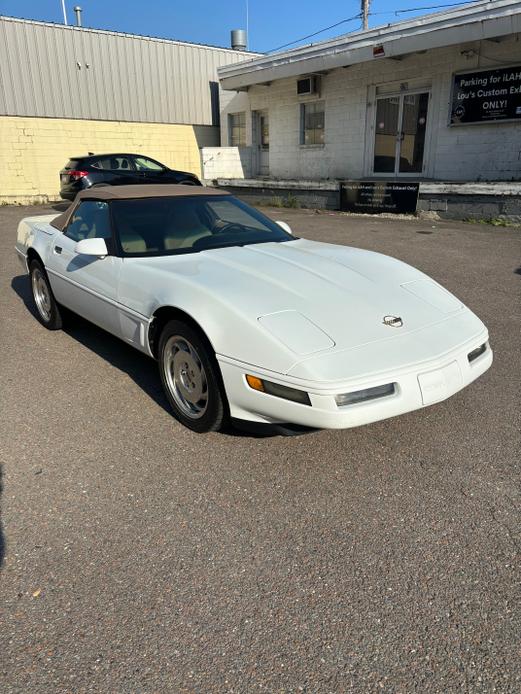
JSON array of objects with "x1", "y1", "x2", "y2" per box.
[
  {"x1": 300, "y1": 101, "x2": 325, "y2": 145},
  {"x1": 229, "y1": 112, "x2": 246, "y2": 146}
]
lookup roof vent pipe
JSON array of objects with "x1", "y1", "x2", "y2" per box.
[
  {"x1": 74, "y1": 6, "x2": 82, "y2": 27},
  {"x1": 231, "y1": 29, "x2": 247, "y2": 51}
]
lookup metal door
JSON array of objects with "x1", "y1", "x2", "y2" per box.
[{"x1": 45, "y1": 201, "x2": 122, "y2": 335}]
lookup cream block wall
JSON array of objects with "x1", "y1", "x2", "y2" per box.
[
  {"x1": 220, "y1": 36, "x2": 521, "y2": 182},
  {"x1": 0, "y1": 116, "x2": 208, "y2": 204},
  {"x1": 201, "y1": 146, "x2": 253, "y2": 179}
]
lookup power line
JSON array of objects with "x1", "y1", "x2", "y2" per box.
[
  {"x1": 264, "y1": 0, "x2": 481, "y2": 54},
  {"x1": 371, "y1": 1, "x2": 481, "y2": 16},
  {"x1": 266, "y1": 13, "x2": 362, "y2": 53}
]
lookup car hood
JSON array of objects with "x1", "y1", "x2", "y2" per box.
[{"x1": 123, "y1": 238, "x2": 486, "y2": 378}]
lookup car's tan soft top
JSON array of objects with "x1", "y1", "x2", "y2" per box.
[{"x1": 50, "y1": 184, "x2": 230, "y2": 231}]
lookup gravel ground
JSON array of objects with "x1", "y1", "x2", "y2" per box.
[{"x1": 0, "y1": 203, "x2": 520, "y2": 693}]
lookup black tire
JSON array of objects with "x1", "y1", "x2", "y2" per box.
[
  {"x1": 29, "y1": 260, "x2": 63, "y2": 330},
  {"x1": 179, "y1": 179, "x2": 197, "y2": 186},
  {"x1": 158, "y1": 320, "x2": 227, "y2": 433}
]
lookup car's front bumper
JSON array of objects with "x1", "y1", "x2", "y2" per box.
[{"x1": 217, "y1": 332, "x2": 492, "y2": 429}]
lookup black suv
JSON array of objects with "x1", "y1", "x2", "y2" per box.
[{"x1": 59, "y1": 153, "x2": 201, "y2": 200}]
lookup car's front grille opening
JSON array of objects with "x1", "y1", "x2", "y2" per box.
[
  {"x1": 335, "y1": 382, "x2": 396, "y2": 408},
  {"x1": 468, "y1": 343, "x2": 487, "y2": 364}
]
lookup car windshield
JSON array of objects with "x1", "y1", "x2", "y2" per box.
[{"x1": 111, "y1": 195, "x2": 294, "y2": 256}]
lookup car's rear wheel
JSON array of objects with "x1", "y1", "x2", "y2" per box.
[
  {"x1": 158, "y1": 320, "x2": 227, "y2": 433},
  {"x1": 29, "y1": 260, "x2": 63, "y2": 330}
]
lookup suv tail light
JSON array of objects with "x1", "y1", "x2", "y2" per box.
[{"x1": 69, "y1": 170, "x2": 88, "y2": 180}]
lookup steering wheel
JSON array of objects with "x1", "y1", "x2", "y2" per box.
[{"x1": 212, "y1": 222, "x2": 245, "y2": 235}]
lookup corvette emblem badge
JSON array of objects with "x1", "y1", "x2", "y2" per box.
[{"x1": 383, "y1": 315, "x2": 403, "y2": 328}]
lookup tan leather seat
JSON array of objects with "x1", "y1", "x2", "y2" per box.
[
  {"x1": 164, "y1": 205, "x2": 211, "y2": 250},
  {"x1": 120, "y1": 229, "x2": 147, "y2": 253}
]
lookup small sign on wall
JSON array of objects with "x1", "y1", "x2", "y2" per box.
[
  {"x1": 339, "y1": 181, "x2": 419, "y2": 215},
  {"x1": 450, "y1": 65, "x2": 521, "y2": 124}
]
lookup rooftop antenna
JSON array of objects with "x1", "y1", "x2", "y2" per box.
[
  {"x1": 61, "y1": 0, "x2": 68, "y2": 25},
  {"x1": 246, "y1": 0, "x2": 249, "y2": 48}
]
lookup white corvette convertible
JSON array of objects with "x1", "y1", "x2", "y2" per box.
[{"x1": 15, "y1": 185, "x2": 492, "y2": 433}]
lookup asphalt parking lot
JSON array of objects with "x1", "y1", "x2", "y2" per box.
[{"x1": 1, "y1": 202, "x2": 520, "y2": 693}]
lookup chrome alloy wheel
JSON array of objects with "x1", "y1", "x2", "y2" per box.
[
  {"x1": 31, "y1": 267, "x2": 52, "y2": 322},
  {"x1": 163, "y1": 336, "x2": 209, "y2": 419}
]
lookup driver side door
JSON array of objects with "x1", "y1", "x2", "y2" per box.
[
  {"x1": 131, "y1": 155, "x2": 167, "y2": 184},
  {"x1": 45, "y1": 200, "x2": 123, "y2": 336}
]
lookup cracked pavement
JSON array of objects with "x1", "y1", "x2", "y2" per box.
[{"x1": 0, "y1": 203, "x2": 520, "y2": 693}]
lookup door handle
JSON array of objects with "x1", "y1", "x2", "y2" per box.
[{"x1": 54, "y1": 246, "x2": 62, "y2": 254}]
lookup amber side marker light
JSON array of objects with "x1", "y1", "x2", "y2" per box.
[
  {"x1": 246, "y1": 375, "x2": 311, "y2": 405},
  {"x1": 246, "y1": 375, "x2": 265, "y2": 392}
]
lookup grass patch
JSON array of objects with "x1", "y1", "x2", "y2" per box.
[
  {"x1": 464, "y1": 216, "x2": 520, "y2": 228},
  {"x1": 265, "y1": 194, "x2": 300, "y2": 209}
]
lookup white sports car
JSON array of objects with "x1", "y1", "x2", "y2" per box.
[{"x1": 15, "y1": 185, "x2": 492, "y2": 434}]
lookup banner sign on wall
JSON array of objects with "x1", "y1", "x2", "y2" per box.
[
  {"x1": 339, "y1": 181, "x2": 419, "y2": 215},
  {"x1": 450, "y1": 66, "x2": 521, "y2": 124}
]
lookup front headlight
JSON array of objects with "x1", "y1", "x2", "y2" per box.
[
  {"x1": 335, "y1": 383, "x2": 396, "y2": 407},
  {"x1": 468, "y1": 342, "x2": 487, "y2": 363}
]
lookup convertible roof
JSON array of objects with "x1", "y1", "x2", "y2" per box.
[{"x1": 50, "y1": 184, "x2": 230, "y2": 231}]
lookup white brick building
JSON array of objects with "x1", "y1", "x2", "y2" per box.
[{"x1": 212, "y1": 0, "x2": 521, "y2": 183}]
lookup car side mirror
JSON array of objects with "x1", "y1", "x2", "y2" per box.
[
  {"x1": 75, "y1": 237, "x2": 108, "y2": 257},
  {"x1": 276, "y1": 220, "x2": 293, "y2": 235}
]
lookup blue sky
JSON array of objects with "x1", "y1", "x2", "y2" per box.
[{"x1": 0, "y1": 0, "x2": 476, "y2": 52}]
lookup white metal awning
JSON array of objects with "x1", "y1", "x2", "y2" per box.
[{"x1": 218, "y1": 0, "x2": 521, "y2": 90}]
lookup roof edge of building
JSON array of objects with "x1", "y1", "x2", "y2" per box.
[
  {"x1": 218, "y1": 0, "x2": 521, "y2": 88},
  {"x1": 0, "y1": 14, "x2": 263, "y2": 56}
]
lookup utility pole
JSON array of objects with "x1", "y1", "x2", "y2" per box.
[{"x1": 361, "y1": 0, "x2": 369, "y2": 30}]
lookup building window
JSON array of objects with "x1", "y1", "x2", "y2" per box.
[
  {"x1": 300, "y1": 101, "x2": 325, "y2": 145},
  {"x1": 229, "y1": 112, "x2": 246, "y2": 146}
]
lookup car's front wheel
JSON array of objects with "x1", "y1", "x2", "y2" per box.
[
  {"x1": 158, "y1": 320, "x2": 227, "y2": 433},
  {"x1": 29, "y1": 260, "x2": 63, "y2": 330}
]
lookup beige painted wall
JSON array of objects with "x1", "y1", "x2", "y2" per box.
[{"x1": 0, "y1": 116, "x2": 212, "y2": 203}]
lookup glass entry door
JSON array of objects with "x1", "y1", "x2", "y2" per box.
[
  {"x1": 254, "y1": 110, "x2": 269, "y2": 176},
  {"x1": 373, "y1": 92, "x2": 429, "y2": 175}
]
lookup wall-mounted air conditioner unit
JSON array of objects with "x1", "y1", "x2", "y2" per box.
[{"x1": 296, "y1": 76, "x2": 320, "y2": 95}]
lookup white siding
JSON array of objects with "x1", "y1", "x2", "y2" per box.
[{"x1": 0, "y1": 16, "x2": 258, "y2": 126}]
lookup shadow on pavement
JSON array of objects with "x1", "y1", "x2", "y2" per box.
[
  {"x1": 0, "y1": 465, "x2": 5, "y2": 568},
  {"x1": 11, "y1": 274, "x2": 171, "y2": 417},
  {"x1": 11, "y1": 275, "x2": 287, "y2": 438},
  {"x1": 515, "y1": 266, "x2": 521, "y2": 276},
  {"x1": 12, "y1": 275, "x2": 39, "y2": 320}
]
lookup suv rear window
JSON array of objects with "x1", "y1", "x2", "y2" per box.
[{"x1": 64, "y1": 159, "x2": 81, "y2": 170}]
